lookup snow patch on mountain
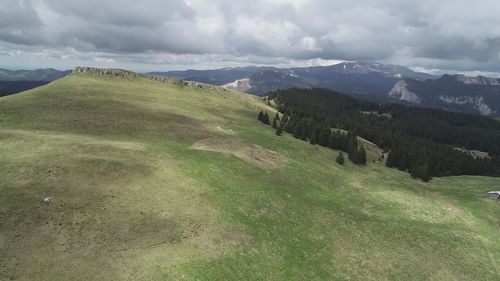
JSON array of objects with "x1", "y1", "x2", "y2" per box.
[
  {"x1": 222, "y1": 78, "x2": 252, "y2": 92},
  {"x1": 388, "y1": 80, "x2": 421, "y2": 104},
  {"x1": 330, "y1": 62, "x2": 435, "y2": 81}
]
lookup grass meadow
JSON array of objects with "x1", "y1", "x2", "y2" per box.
[{"x1": 0, "y1": 72, "x2": 499, "y2": 280}]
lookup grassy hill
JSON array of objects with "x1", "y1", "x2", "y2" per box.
[{"x1": 1, "y1": 70, "x2": 499, "y2": 281}]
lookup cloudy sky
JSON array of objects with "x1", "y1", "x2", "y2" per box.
[{"x1": 1, "y1": 0, "x2": 500, "y2": 75}]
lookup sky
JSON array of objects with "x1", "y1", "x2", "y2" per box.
[{"x1": 1, "y1": 0, "x2": 500, "y2": 76}]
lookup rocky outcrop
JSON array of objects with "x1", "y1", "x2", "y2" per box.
[
  {"x1": 388, "y1": 80, "x2": 421, "y2": 104},
  {"x1": 438, "y1": 95, "x2": 495, "y2": 116},
  {"x1": 72, "y1": 67, "x2": 145, "y2": 78},
  {"x1": 149, "y1": 75, "x2": 174, "y2": 83},
  {"x1": 451, "y1": 74, "x2": 500, "y2": 86},
  {"x1": 72, "y1": 67, "x2": 231, "y2": 92},
  {"x1": 73, "y1": 67, "x2": 182, "y2": 84},
  {"x1": 222, "y1": 78, "x2": 252, "y2": 92}
]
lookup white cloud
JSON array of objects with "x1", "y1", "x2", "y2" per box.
[{"x1": 0, "y1": 0, "x2": 500, "y2": 73}]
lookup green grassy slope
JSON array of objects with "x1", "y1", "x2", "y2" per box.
[{"x1": 0, "y1": 71, "x2": 499, "y2": 281}]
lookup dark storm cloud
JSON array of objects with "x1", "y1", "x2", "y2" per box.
[
  {"x1": 0, "y1": 0, "x2": 43, "y2": 45},
  {"x1": 1, "y1": 0, "x2": 500, "y2": 72},
  {"x1": 413, "y1": 36, "x2": 500, "y2": 62}
]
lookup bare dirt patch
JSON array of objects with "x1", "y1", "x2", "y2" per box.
[
  {"x1": 361, "y1": 203, "x2": 375, "y2": 216},
  {"x1": 191, "y1": 137, "x2": 240, "y2": 153},
  {"x1": 350, "y1": 178, "x2": 365, "y2": 189},
  {"x1": 192, "y1": 138, "x2": 287, "y2": 169}
]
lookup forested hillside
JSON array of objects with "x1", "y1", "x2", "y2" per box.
[
  {"x1": 0, "y1": 81, "x2": 50, "y2": 97},
  {"x1": 267, "y1": 88, "x2": 500, "y2": 181}
]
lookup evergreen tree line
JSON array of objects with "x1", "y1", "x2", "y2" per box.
[
  {"x1": 385, "y1": 136, "x2": 500, "y2": 181},
  {"x1": 266, "y1": 88, "x2": 500, "y2": 156},
  {"x1": 265, "y1": 88, "x2": 500, "y2": 181},
  {"x1": 258, "y1": 111, "x2": 367, "y2": 165}
]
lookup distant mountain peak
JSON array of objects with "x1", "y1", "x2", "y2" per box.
[
  {"x1": 318, "y1": 62, "x2": 436, "y2": 81},
  {"x1": 0, "y1": 68, "x2": 69, "y2": 82},
  {"x1": 442, "y1": 74, "x2": 500, "y2": 86}
]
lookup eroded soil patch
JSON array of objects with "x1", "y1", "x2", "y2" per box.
[{"x1": 192, "y1": 138, "x2": 287, "y2": 169}]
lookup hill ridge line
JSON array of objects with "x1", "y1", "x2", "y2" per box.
[{"x1": 71, "y1": 66, "x2": 233, "y2": 90}]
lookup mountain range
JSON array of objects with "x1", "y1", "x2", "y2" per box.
[
  {"x1": 0, "y1": 68, "x2": 69, "y2": 97},
  {"x1": 151, "y1": 62, "x2": 500, "y2": 117},
  {"x1": 2, "y1": 64, "x2": 500, "y2": 117},
  {"x1": 388, "y1": 74, "x2": 500, "y2": 116},
  {"x1": 150, "y1": 62, "x2": 436, "y2": 97},
  {"x1": 0, "y1": 68, "x2": 69, "y2": 81}
]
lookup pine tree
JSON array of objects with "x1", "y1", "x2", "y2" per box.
[
  {"x1": 258, "y1": 111, "x2": 264, "y2": 122},
  {"x1": 309, "y1": 128, "x2": 317, "y2": 145},
  {"x1": 305, "y1": 118, "x2": 314, "y2": 140},
  {"x1": 336, "y1": 152, "x2": 345, "y2": 165},
  {"x1": 318, "y1": 126, "x2": 330, "y2": 146},
  {"x1": 284, "y1": 115, "x2": 294, "y2": 133},
  {"x1": 355, "y1": 145, "x2": 367, "y2": 165},
  {"x1": 276, "y1": 124, "x2": 283, "y2": 136},
  {"x1": 272, "y1": 117, "x2": 278, "y2": 129},
  {"x1": 293, "y1": 122, "x2": 301, "y2": 138},
  {"x1": 293, "y1": 118, "x2": 307, "y2": 140},
  {"x1": 274, "y1": 112, "x2": 280, "y2": 121},
  {"x1": 346, "y1": 131, "x2": 358, "y2": 162},
  {"x1": 386, "y1": 146, "x2": 399, "y2": 168},
  {"x1": 399, "y1": 153, "x2": 408, "y2": 171},
  {"x1": 301, "y1": 119, "x2": 309, "y2": 140},
  {"x1": 353, "y1": 147, "x2": 360, "y2": 164},
  {"x1": 262, "y1": 112, "x2": 270, "y2": 125},
  {"x1": 411, "y1": 162, "x2": 432, "y2": 182}
]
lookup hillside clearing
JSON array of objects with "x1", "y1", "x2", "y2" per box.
[{"x1": 332, "y1": 128, "x2": 384, "y2": 162}]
